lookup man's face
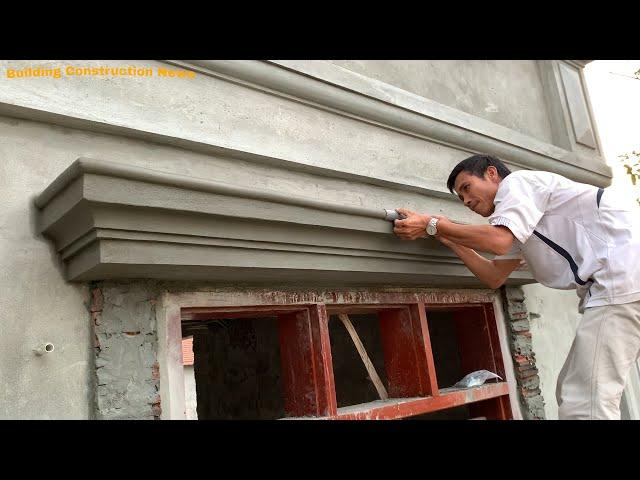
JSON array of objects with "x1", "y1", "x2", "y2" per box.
[{"x1": 453, "y1": 167, "x2": 501, "y2": 217}]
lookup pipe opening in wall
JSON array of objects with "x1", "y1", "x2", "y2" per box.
[{"x1": 34, "y1": 343, "x2": 55, "y2": 356}]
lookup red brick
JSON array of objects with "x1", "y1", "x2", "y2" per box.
[{"x1": 90, "y1": 288, "x2": 103, "y2": 312}]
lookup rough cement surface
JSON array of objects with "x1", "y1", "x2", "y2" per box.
[
  {"x1": 502, "y1": 286, "x2": 546, "y2": 419},
  {"x1": 92, "y1": 282, "x2": 160, "y2": 419}
]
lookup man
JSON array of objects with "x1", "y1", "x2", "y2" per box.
[{"x1": 393, "y1": 154, "x2": 640, "y2": 420}]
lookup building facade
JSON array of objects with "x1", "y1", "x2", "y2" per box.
[{"x1": 1, "y1": 60, "x2": 635, "y2": 419}]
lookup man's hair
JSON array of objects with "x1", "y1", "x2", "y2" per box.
[{"x1": 446, "y1": 154, "x2": 512, "y2": 193}]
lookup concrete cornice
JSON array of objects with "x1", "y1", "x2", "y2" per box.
[
  {"x1": 36, "y1": 158, "x2": 534, "y2": 286},
  {"x1": 34, "y1": 157, "x2": 386, "y2": 219}
]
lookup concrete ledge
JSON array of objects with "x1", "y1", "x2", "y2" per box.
[{"x1": 36, "y1": 158, "x2": 535, "y2": 286}]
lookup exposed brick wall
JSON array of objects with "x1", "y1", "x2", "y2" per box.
[
  {"x1": 501, "y1": 286, "x2": 546, "y2": 419},
  {"x1": 90, "y1": 282, "x2": 161, "y2": 420}
]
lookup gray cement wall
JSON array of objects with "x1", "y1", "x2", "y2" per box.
[
  {"x1": 0, "y1": 119, "x2": 93, "y2": 419},
  {"x1": 329, "y1": 60, "x2": 555, "y2": 145}
]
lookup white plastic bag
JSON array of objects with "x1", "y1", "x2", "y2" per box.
[{"x1": 454, "y1": 369, "x2": 502, "y2": 388}]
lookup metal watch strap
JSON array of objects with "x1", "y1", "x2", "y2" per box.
[{"x1": 426, "y1": 217, "x2": 439, "y2": 236}]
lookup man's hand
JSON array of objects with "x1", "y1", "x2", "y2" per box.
[{"x1": 393, "y1": 208, "x2": 431, "y2": 240}]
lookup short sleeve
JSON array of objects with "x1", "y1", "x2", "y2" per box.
[{"x1": 488, "y1": 173, "x2": 551, "y2": 244}]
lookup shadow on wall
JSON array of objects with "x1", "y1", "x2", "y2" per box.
[{"x1": 29, "y1": 194, "x2": 67, "y2": 282}]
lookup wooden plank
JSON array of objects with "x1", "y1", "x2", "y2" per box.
[
  {"x1": 326, "y1": 304, "x2": 416, "y2": 315},
  {"x1": 309, "y1": 304, "x2": 338, "y2": 416},
  {"x1": 338, "y1": 314, "x2": 388, "y2": 400},
  {"x1": 423, "y1": 303, "x2": 491, "y2": 311},
  {"x1": 170, "y1": 289, "x2": 495, "y2": 311},
  {"x1": 378, "y1": 305, "x2": 436, "y2": 398},
  {"x1": 413, "y1": 304, "x2": 440, "y2": 396},
  {"x1": 483, "y1": 303, "x2": 507, "y2": 380},
  {"x1": 300, "y1": 382, "x2": 511, "y2": 420},
  {"x1": 468, "y1": 305, "x2": 512, "y2": 419},
  {"x1": 182, "y1": 305, "x2": 305, "y2": 321},
  {"x1": 277, "y1": 305, "x2": 337, "y2": 417},
  {"x1": 452, "y1": 304, "x2": 512, "y2": 419},
  {"x1": 468, "y1": 396, "x2": 512, "y2": 420}
]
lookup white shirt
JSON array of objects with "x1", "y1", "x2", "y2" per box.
[{"x1": 489, "y1": 170, "x2": 640, "y2": 313}]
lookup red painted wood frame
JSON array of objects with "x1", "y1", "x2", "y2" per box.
[
  {"x1": 181, "y1": 301, "x2": 512, "y2": 420},
  {"x1": 423, "y1": 303, "x2": 511, "y2": 419}
]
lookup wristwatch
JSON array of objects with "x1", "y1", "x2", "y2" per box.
[{"x1": 426, "y1": 217, "x2": 439, "y2": 236}]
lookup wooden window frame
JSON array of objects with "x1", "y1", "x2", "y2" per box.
[{"x1": 156, "y1": 288, "x2": 522, "y2": 420}]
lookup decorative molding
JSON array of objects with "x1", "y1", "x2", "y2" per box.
[
  {"x1": 558, "y1": 62, "x2": 597, "y2": 149},
  {"x1": 36, "y1": 158, "x2": 535, "y2": 286},
  {"x1": 0, "y1": 60, "x2": 611, "y2": 194},
  {"x1": 541, "y1": 61, "x2": 601, "y2": 155},
  {"x1": 0, "y1": 102, "x2": 452, "y2": 202},
  {"x1": 538, "y1": 61, "x2": 575, "y2": 151},
  {"x1": 168, "y1": 59, "x2": 611, "y2": 187}
]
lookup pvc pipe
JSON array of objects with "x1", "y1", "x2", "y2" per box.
[
  {"x1": 34, "y1": 343, "x2": 55, "y2": 356},
  {"x1": 384, "y1": 209, "x2": 406, "y2": 221}
]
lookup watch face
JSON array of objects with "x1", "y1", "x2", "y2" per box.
[{"x1": 427, "y1": 225, "x2": 437, "y2": 235}]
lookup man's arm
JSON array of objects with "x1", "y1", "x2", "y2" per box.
[
  {"x1": 436, "y1": 218, "x2": 514, "y2": 256},
  {"x1": 439, "y1": 236, "x2": 521, "y2": 289},
  {"x1": 393, "y1": 209, "x2": 515, "y2": 256}
]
